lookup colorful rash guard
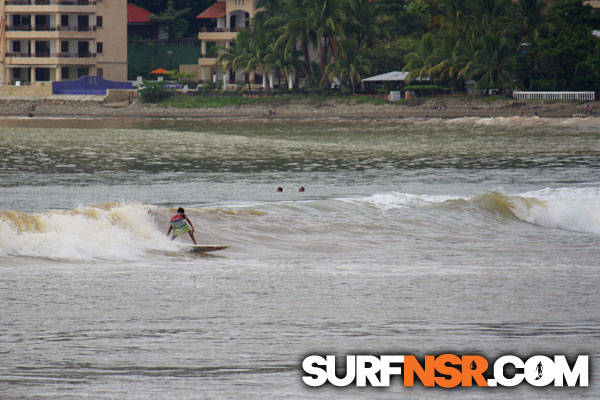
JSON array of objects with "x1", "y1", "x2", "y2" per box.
[{"x1": 170, "y1": 214, "x2": 191, "y2": 235}]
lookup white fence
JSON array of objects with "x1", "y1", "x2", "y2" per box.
[{"x1": 513, "y1": 91, "x2": 595, "y2": 101}]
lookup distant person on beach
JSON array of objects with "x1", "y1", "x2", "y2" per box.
[
  {"x1": 586, "y1": 104, "x2": 592, "y2": 114},
  {"x1": 277, "y1": 187, "x2": 283, "y2": 192},
  {"x1": 167, "y1": 207, "x2": 197, "y2": 244},
  {"x1": 299, "y1": 186, "x2": 305, "y2": 192}
]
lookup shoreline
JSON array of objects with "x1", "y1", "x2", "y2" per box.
[{"x1": 1, "y1": 97, "x2": 597, "y2": 120}]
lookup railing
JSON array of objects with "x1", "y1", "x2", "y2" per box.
[
  {"x1": 6, "y1": 25, "x2": 32, "y2": 31},
  {"x1": 6, "y1": 0, "x2": 96, "y2": 5},
  {"x1": 58, "y1": 25, "x2": 96, "y2": 31},
  {"x1": 199, "y1": 27, "x2": 246, "y2": 33},
  {"x1": 513, "y1": 91, "x2": 595, "y2": 101},
  {"x1": 58, "y1": 51, "x2": 95, "y2": 57},
  {"x1": 7, "y1": 25, "x2": 96, "y2": 31},
  {"x1": 6, "y1": 51, "x2": 96, "y2": 57},
  {"x1": 5, "y1": 51, "x2": 32, "y2": 56}
]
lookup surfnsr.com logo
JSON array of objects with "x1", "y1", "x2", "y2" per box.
[{"x1": 302, "y1": 354, "x2": 589, "y2": 388}]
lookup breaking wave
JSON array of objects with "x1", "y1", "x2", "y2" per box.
[
  {"x1": 0, "y1": 202, "x2": 267, "y2": 261},
  {"x1": 0, "y1": 203, "x2": 176, "y2": 261},
  {"x1": 1, "y1": 187, "x2": 598, "y2": 261},
  {"x1": 341, "y1": 187, "x2": 600, "y2": 235}
]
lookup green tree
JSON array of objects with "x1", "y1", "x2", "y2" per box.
[
  {"x1": 458, "y1": 33, "x2": 517, "y2": 93},
  {"x1": 149, "y1": 0, "x2": 191, "y2": 40},
  {"x1": 344, "y1": 0, "x2": 390, "y2": 49},
  {"x1": 325, "y1": 37, "x2": 372, "y2": 92}
]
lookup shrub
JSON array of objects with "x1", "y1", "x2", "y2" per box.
[{"x1": 139, "y1": 81, "x2": 173, "y2": 103}]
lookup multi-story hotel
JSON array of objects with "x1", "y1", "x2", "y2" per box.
[
  {"x1": 0, "y1": 0, "x2": 126, "y2": 85},
  {"x1": 194, "y1": 0, "x2": 256, "y2": 84}
]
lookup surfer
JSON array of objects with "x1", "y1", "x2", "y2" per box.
[{"x1": 167, "y1": 207, "x2": 197, "y2": 244}]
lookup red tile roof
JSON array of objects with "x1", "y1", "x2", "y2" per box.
[
  {"x1": 197, "y1": 1, "x2": 227, "y2": 19},
  {"x1": 128, "y1": 3, "x2": 154, "y2": 24}
]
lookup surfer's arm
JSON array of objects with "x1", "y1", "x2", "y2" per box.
[{"x1": 184, "y1": 216, "x2": 195, "y2": 233}]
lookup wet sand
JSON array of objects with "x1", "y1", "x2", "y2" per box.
[{"x1": 0, "y1": 96, "x2": 597, "y2": 119}]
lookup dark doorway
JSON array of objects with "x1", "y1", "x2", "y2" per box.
[
  {"x1": 35, "y1": 41, "x2": 50, "y2": 57},
  {"x1": 78, "y1": 41, "x2": 89, "y2": 57},
  {"x1": 35, "y1": 68, "x2": 50, "y2": 81},
  {"x1": 77, "y1": 15, "x2": 89, "y2": 31}
]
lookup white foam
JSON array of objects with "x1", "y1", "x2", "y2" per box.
[
  {"x1": 341, "y1": 188, "x2": 600, "y2": 235},
  {"x1": 0, "y1": 203, "x2": 179, "y2": 261},
  {"x1": 511, "y1": 187, "x2": 600, "y2": 235},
  {"x1": 445, "y1": 116, "x2": 599, "y2": 128},
  {"x1": 339, "y1": 192, "x2": 461, "y2": 210}
]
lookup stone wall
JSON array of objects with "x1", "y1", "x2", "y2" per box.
[{"x1": 0, "y1": 83, "x2": 53, "y2": 98}]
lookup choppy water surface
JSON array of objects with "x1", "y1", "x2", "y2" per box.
[{"x1": 0, "y1": 117, "x2": 599, "y2": 399}]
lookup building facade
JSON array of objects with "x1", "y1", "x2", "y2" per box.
[
  {"x1": 0, "y1": 0, "x2": 127, "y2": 85},
  {"x1": 194, "y1": 0, "x2": 256, "y2": 83}
]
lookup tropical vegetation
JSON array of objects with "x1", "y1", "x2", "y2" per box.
[{"x1": 133, "y1": 0, "x2": 600, "y2": 95}]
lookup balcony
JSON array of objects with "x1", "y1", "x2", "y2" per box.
[
  {"x1": 5, "y1": 25, "x2": 97, "y2": 39},
  {"x1": 199, "y1": 27, "x2": 246, "y2": 33},
  {"x1": 4, "y1": 51, "x2": 96, "y2": 65},
  {"x1": 6, "y1": 0, "x2": 96, "y2": 5},
  {"x1": 5, "y1": 0, "x2": 96, "y2": 14},
  {"x1": 7, "y1": 25, "x2": 56, "y2": 31},
  {"x1": 197, "y1": 56, "x2": 218, "y2": 66},
  {"x1": 58, "y1": 52, "x2": 95, "y2": 58},
  {"x1": 58, "y1": 25, "x2": 96, "y2": 32}
]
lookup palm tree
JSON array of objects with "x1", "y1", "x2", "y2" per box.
[
  {"x1": 325, "y1": 37, "x2": 372, "y2": 92},
  {"x1": 519, "y1": 0, "x2": 546, "y2": 41},
  {"x1": 458, "y1": 33, "x2": 517, "y2": 93},
  {"x1": 218, "y1": 31, "x2": 252, "y2": 88},
  {"x1": 265, "y1": 40, "x2": 303, "y2": 91},
  {"x1": 149, "y1": 0, "x2": 191, "y2": 41},
  {"x1": 343, "y1": 0, "x2": 390, "y2": 49},
  {"x1": 269, "y1": 2, "x2": 317, "y2": 88},
  {"x1": 303, "y1": 0, "x2": 346, "y2": 90}
]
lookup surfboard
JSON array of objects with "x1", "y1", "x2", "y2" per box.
[{"x1": 188, "y1": 245, "x2": 230, "y2": 253}]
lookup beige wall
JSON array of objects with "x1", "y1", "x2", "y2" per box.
[
  {"x1": 0, "y1": 82, "x2": 52, "y2": 97},
  {"x1": 0, "y1": 0, "x2": 127, "y2": 85},
  {"x1": 180, "y1": 64, "x2": 205, "y2": 81},
  {"x1": 96, "y1": 0, "x2": 127, "y2": 81},
  {"x1": 105, "y1": 88, "x2": 137, "y2": 103},
  {"x1": 195, "y1": 0, "x2": 256, "y2": 82},
  {"x1": 225, "y1": 0, "x2": 256, "y2": 18}
]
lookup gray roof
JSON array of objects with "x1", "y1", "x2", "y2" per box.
[
  {"x1": 362, "y1": 71, "x2": 430, "y2": 82},
  {"x1": 362, "y1": 71, "x2": 410, "y2": 82}
]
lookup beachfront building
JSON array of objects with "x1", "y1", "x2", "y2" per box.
[
  {"x1": 0, "y1": 0, "x2": 127, "y2": 85},
  {"x1": 187, "y1": 0, "x2": 257, "y2": 85}
]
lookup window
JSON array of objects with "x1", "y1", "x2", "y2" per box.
[
  {"x1": 35, "y1": 41, "x2": 51, "y2": 57},
  {"x1": 14, "y1": 15, "x2": 30, "y2": 27},
  {"x1": 77, "y1": 67, "x2": 89, "y2": 78},
  {"x1": 35, "y1": 68, "x2": 50, "y2": 82},
  {"x1": 96, "y1": 42, "x2": 103, "y2": 53},
  {"x1": 61, "y1": 67, "x2": 69, "y2": 80},
  {"x1": 96, "y1": 16, "x2": 102, "y2": 27},
  {"x1": 97, "y1": 68, "x2": 103, "y2": 78},
  {"x1": 13, "y1": 69, "x2": 21, "y2": 79},
  {"x1": 12, "y1": 41, "x2": 21, "y2": 53},
  {"x1": 61, "y1": 41, "x2": 69, "y2": 53},
  {"x1": 61, "y1": 15, "x2": 69, "y2": 26},
  {"x1": 78, "y1": 15, "x2": 89, "y2": 30}
]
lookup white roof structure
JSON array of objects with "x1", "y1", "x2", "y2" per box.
[{"x1": 362, "y1": 71, "x2": 429, "y2": 82}]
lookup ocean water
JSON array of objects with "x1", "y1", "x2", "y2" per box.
[{"x1": 0, "y1": 116, "x2": 599, "y2": 399}]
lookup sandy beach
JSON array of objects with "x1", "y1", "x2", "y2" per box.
[{"x1": 1, "y1": 96, "x2": 597, "y2": 119}]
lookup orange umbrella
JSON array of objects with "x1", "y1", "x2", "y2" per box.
[{"x1": 151, "y1": 68, "x2": 169, "y2": 74}]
